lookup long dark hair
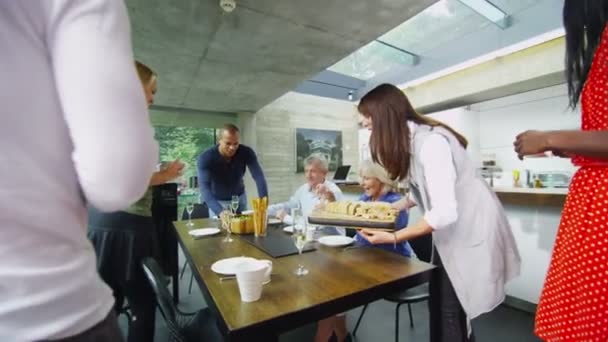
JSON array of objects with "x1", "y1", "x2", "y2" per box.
[
  {"x1": 564, "y1": 0, "x2": 608, "y2": 108},
  {"x1": 358, "y1": 84, "x2": 467, "y2": 181}
]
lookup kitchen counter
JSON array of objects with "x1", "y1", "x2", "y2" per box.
[
  {"x1": 492, "y1": 187, "x2": 567, "y2": 208},
  {"x1": 338, "y1": 184, "x2": 568, "y2": 208},
  {"x1": 492, "y1": 186, "x2": 568, "y2": 195}
]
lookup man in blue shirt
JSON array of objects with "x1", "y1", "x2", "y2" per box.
[{"x1": 197, "y1": 124, "x2": 268, "y2": 217}]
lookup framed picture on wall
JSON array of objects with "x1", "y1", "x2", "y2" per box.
[{"x1": 295, "y1": 128, "x2": 343, "y2": 172}]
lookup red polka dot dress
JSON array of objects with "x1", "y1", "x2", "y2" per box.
[{"x1": 534, "y1": 27, "x2": 608, "y2": 341}]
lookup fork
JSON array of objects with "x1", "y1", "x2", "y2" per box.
[
  {"x1": 341, "y1": 245, "x2": 366, "y2": 252},
  {"x1": 219, "y1": 273, "x2": 277, "y2": 282},
  {"x1": 219, "y1": 275, "x2": 237, "y2": 282}
]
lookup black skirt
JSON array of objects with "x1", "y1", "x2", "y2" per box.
[{"x1": 88, "y1": 208, "x2": 160, "y2": 285}]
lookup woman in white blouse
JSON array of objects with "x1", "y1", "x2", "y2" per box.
[{"x1": 357, "y1": 84, "x2": 521, "y2": 342}]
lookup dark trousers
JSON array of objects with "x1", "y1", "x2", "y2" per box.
[
  {"x1": 41, "y1": 311, "x2": 123, "y2": 342},
  {"x1": 108, "y1": 268, "x2": 156, "y2": 342},
  {"x1": 429, "y1": 249, "x2": 475, "y2": 342},
  {"x1": 88, "y1": 209, "x2": 158, "y2": 342}
]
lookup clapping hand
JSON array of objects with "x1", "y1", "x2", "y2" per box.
[
  {"x1": 164, "y1": 159, "x2": 185, "y2": 180},
  {"x1": 314, "y1": 183, "x2": 335, "y2": 202},
  {"x1": 313, "y1": 201, "x2": 327, "y2": 211},
  {"x1": 276, "y1": 209, "x2": 288, "y2": 222}
]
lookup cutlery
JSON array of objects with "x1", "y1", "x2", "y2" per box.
[
  {"x1": 220, "y1": 273, "x2": 276, "y2": 282},
  {"x1": 341, "y1": 245, "x2": 366, "y2": 252}
]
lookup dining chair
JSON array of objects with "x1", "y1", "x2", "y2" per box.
[
  {"x1": 142, "y1": 258, "x2": 221, "y2": 342},
  {"x1": 179, "y1": 202, "x2": 209, "y2": 294},
  {"x1": 352, "y1": 233, "x2": 433, "y2": 342},
  {"x1": 116, "y1": 303, "x2": 133, "y2": 328}
]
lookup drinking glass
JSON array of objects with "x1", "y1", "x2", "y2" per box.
[
  {"x1": 231, "y1": 195, "x2": 239, "y2": 215},
  {"x1": 221, "y1": 206, "x2": 233, "y2": 243},
  {"x1": 186, "y1": 202, "x2": 194, "y2": 227},
  {"x1": 291, "y1": 208, "x2": 309, "y2": 276}
]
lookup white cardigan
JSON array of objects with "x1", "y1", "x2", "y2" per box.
[{"x1": 408, "y1": 123, "x2": 521, "y2": 332}]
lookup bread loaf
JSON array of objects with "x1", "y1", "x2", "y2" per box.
[{"x1": 324, "y1": 201, "x2": 398, "y2": 220}]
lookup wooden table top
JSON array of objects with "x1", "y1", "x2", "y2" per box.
[{"x1": 174, "y1": 218, "x2": 435, "y2": 340}]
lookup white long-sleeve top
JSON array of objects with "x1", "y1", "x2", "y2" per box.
[
  {"x1": 0, "y1": 1, "x2": 158, "y2": 341},
  {"x1": 408, "y1": 122, "x2": 459, "y2": 230}
]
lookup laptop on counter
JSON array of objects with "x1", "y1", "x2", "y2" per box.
[{"x1": 332, "y1": 165, "x2": 357, "y2": 185}]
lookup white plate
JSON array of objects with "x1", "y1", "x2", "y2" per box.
[
  {"x1": 318, "y1": 235, "x2": 354, "y2": 247},
  {"x1": 268, "y1": 218, "x2": 282, "y2": 225},
  {"x1": 211, "y1": 257, "x2": 257, "y2": 275},
  {"x1": 188, "y1": 228, "x2": 220, "y2": 237},
  {"x1": 242, "y1": 209, "x2": 254, "y2": 215},
  {"x1": 283, "y1": 225, "x2": 294, "y2": 233}
]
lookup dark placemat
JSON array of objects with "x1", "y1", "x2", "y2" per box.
[{"x1": 238, "y1": 227, "x2": 316, "y2": 258}]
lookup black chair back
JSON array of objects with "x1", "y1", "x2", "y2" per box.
[
  {"x1": 151, "y1": 183, "x2": 179, "y2": 278},
  {"x1": 142, "y1": 258, "x2": 178, "y2": 324},
  {"x1": 408, "y1": 233, "x2": 433, "y2": 263},
  {"x1": 181, "y1": 203, "x2": 209, "y2": 220}
]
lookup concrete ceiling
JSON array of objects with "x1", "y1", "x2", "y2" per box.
[{"x1": 126, "y1": 0, "x2": 437, "y2": 113}]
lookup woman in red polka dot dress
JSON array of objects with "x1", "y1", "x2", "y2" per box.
[{"x1": 514, "y1": 1, "x2": 608, "y2": 341}]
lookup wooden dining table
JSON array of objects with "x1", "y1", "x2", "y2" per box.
[{"x1": 174, "y1": 218, "x2": 435, "y2": 341}]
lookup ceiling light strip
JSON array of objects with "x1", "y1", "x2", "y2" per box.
[{"x1": 458, "y1": 0, "x2": 510, "y2": 28}]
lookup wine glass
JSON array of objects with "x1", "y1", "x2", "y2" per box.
[
  {"x1": 292, "y1": 209, "x2": 309, "y2": 276},
  {"x1": 221, "y1": 206, "x2": 233, "y2": 243},
  {"x1": 186, "y1": 202, "x2": 194, "y2": 227},
  {"x1": 231, "y1": 195, "x2": 239, "y2": 215}
]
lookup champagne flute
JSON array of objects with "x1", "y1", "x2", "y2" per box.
[
  {"x1": 221, "y1": 206, "x2": 233, "y2": 243},
  {"x1": 186, "y1": 202, "x2": 194, "y2": 227},
  {"x1": 292, "y1": 209, "x2": 309, "y2": 276},
  {"x1": 231, "y1": 195, "x2": 239, "y2": 215}
]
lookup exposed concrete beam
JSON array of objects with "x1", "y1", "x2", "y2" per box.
[
  {"x1": 404, "y1": 37, "x2": 566, "y2": 114},
  {"x1": 149, "y1": 105, "x2": 238, "y2": 128}
]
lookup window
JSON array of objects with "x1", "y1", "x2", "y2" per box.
[
  {"x1": 154, "y1": 126, "x2": 218, "y2": 216},
  {"x1": 154, "y1": 125, "x2": 217, "y2": 182}
]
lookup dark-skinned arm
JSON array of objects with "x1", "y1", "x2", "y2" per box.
[{"x1": 515, "y1": 130, "x2": 608, "y2": 160}]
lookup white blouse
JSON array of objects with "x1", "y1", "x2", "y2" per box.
[{"x1": 408, "y1": 122, "x2": 459, "y2": 230}]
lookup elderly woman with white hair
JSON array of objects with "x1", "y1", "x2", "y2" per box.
[
  {"x1": 318, "y1": 160, "x2": 412, "y2": 342},
  {"x1": 355, "y1": 159, "x2": 412, "y2": 256}
]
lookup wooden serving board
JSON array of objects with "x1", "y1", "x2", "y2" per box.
[{"x1": 308, "y1": 211, "x2": 396, "y2": 230}]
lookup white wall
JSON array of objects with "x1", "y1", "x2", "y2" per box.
[
  {"x1": 470, "y1": 85, "x2": 580, "y2": 304},
  {"x1": 426, "y1": 85, "x2": 581, "y2": 175},
  {"x1": 474, "y1": 84, "x2": 579, "y2": 175},
  {"x1": 428, "y1": 107, "x2": 481, "y2": 167}
]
